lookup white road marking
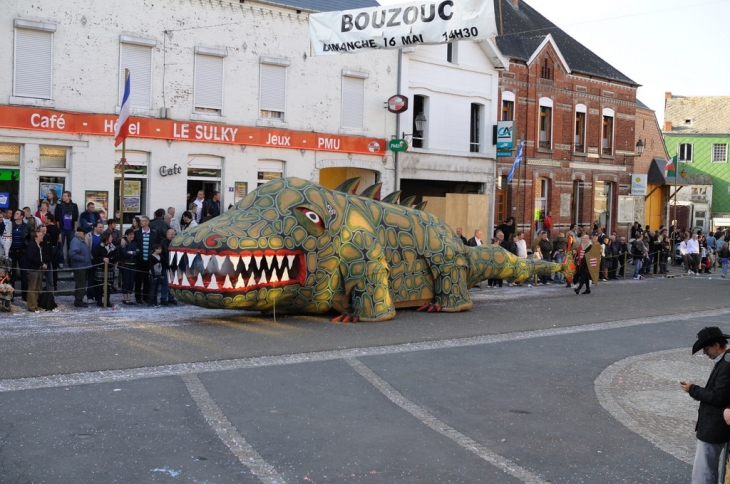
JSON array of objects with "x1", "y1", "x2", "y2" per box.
[
  {"x1": 182, "y1": 374, "x2": 286, "y2": 484},
  {"x1": 345, "y1": 358, "x2": 548, "y2": 484}
]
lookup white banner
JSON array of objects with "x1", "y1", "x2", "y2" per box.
[{"x1": 309, "y1": 0, "x2": 498, "y2": 56}]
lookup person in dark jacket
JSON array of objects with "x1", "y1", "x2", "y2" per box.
[
  {"x1": 133, "y1": 216, "x2": 159, "y2": 304},
  {"x1": 150, "y1": 208, "x2": 171, "y2": 240},
  {"x1": 78, "y1": 202, "x2": 101, "y2": 231},
  {"x1": 119, "y1": 228, "x2": 139, "y2": 305},
  {"x1": 92, "y1": 232, "x2": 118, "y2": 308},
  {"x1": 681, "y1": 327, "x2": 730, "y2": 484},
  {"x1": 8, "y1": 210, "x2": 29, "y2": 301},
  {"x1": 68, "y1": 227, "x2": 91, "y2": 307},
  {"x1": 44, "y1": 214, "x2": 61, "y2": 290},
  {"x1": 25, "y1": 230, "x2": 47, "y2": 312},
  {"x1": 55, "y1": 191, "x2": 79, "y2": 263}
]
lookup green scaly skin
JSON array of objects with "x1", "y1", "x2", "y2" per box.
[{"x1": 167, "y1": 177, "x2": 574, "y2": 322}]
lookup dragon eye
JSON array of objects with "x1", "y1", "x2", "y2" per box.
[{"x1": 296, "y1": 207, "x2": 324, "y2": 227}]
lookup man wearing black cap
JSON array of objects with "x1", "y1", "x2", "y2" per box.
[{"x1": 680, "y1": 326, "x2": 730, "y2": 484}]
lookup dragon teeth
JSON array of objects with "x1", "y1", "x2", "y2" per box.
[
  {"x1": 276, "y1": 255, "x2": 284, "y2": 268},
  {"x1": 181, "y1": 271, "x2": 190, "y2": 287},
  {"x1": 265, "y1": 255, "x2": 274, "y2": 268},
  {"x1": 235, "y1": 274, "x2": 246, "y2": 289},
  {"x1": 214, "y1": 255, "x2": 226, "y2": 270},
  {"x1": 168, "y1": 251, "x2": 176, "y2": 266},
  {"x1": 195, "y1": 273, "x2": 205, "y2": 287},
  {"x1": 188, "y1": 254, "x2": 197, "y2": 270},
  {"x1": 223, "y1": 275, "x2": 233, "y2": 289},
  {"x1": 287, "y1": 255, "x2": 296, "y2": 268},
  {"x1": 258, "y1": 273, "x2": 267, "y2": 285},
  {"x1": 200, "y1": 254, "x2": 212, "y2": 271},
  {"x1": 281, "y1": 267, "x2": 289, "y2": 282},
  {"x1": 254, "y1": 256, "x2": 262, "y2": 270},
  {"x1": 242, "y1": 256, "x2": 252, "y2": 271},
  {"x1": 229, "y1": 255, "x2": 240, "y2": 270},
  {"x1": 207, "y1": 274, "x2": 218, "y2": 290},
  {"x1": 247, "y1": 274, "x2": 256, "y2": 287},
  {"x1": 270, "y1": 271, "x2": 279, "y2": 283}
]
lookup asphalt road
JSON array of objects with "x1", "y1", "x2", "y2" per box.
[{"x1": 0, "y1": 274, "x2": 727, "y2": 483}]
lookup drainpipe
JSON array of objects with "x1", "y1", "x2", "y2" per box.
[{"x1": 394, "y1": 48, "x2": 403, "y2": 191}]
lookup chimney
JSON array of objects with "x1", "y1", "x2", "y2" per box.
[
  {"x1": 665, "y1": 92, "x2": 672, "y2": 100},
  {"x1": 664, "y1": 121, "x2": 673, "y2": 131}
]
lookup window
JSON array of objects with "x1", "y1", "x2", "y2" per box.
[
  {"x1": 540, "y1": 57, "x2": 552, "y2": 80},
  {"x1": 40, "y1": 146, "x2": 67, "y2": 169},
  {"x1": 341, "y1": 70, "x2": 367, "y2": 130},
  {"x1": 258, "y1": 160, "x2": 285, "y2": 187},
  {"x1": 411, "y1": 95, "x2": 428, "y2": 149},
  {"x1": 501, "y1": 91, "x2": 515, "y2": 122},
  {"x1": 194, "y1": 47, "x2": 226, "y2": 114},
  {"x1": 447, "y1": 42, "x2": 458, "y2": 64},
  {"x1": 119, "y1": 36, "x2": 156, "y2": 109},
  {"x1": 602, "y1": 108, "x2": 614, "y2": 155},
  {"x1": 260, "y1": 57, "x2": 290, "y2": 119},
  {"x1": 0, "y1": 145, "x2": 21, "y2": 166},
  {"x1": 574, "y1": 104, "x2": 586, "y2": 153},
  {"x1": 678, "y1": 143, "x2": 693, "y2": 162},
  {"x1": 712, "y1": 144, "x2": 728, "y2": 163},
  {"x1": 469, "y1": 103, "x2": 483, "y2": 153},
  {"x1": 14, "y1": 20, "x2": 56, "y2": 99},
  {"x1": 538, "y1": 97, "x2": 553, "y2": 149}
]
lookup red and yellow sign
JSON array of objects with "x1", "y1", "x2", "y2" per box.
[{"x1": 0, "y1": 105, "x2": 386, "y2": 156}]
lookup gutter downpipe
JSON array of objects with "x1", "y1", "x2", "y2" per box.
[{"x1": 394, "y1": 48, "x2": 402, "y2": 191}]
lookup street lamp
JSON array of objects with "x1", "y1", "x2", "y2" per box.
[
  {"x1": 636, "y1": 139, "x2": 645, "y2": 156},
  {"x1": 403, "y1": 112, "x2": 427, "y2": 138}
]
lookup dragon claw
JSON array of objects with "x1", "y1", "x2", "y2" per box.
[
  {"x1": 417, "y1": 303, "x2": 442, "y2": 313},
  {"x1": 332, "y1": 314, "x2": 359, "y2": 323}
]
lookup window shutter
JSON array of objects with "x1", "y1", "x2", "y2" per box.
[
  {"x1": 194, "y1": 54, "x2": 224, "y2": 111},
  {"x1": 15, "y1": 29, "x2": 53, "y2": 99},
  {"x1": 260, "y1": 64, "x2": 286, "y2": 113},
  {"x1": 341, "y1": 76, "x2": 364, "y2": 129},
  {"x1": 120, "y1": 43, "x2": 152, "y2": 108}
]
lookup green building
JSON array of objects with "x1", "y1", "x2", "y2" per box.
[{"x1": 663, "y1": 93, "x2": 730, "y2": 231}]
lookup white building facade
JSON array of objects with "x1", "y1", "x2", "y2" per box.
[
  {"x1": 0, "y1": 0, "x2": 396, "y2": 223},
  {"x1": 1, "y1": 0, "x2": 503, "y2": 235}
]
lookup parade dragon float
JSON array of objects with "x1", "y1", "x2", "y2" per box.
[{"x1": 168, "y1": 177, "x2": 574, "y2": 322}]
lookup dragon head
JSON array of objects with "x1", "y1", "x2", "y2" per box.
[{"x1": 168, "y1": 177, "x2": 348, "y2": 311}]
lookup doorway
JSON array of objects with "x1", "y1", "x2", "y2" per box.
[{"x1": 186, "y1": 180, "x2": 220, "y2": 210}]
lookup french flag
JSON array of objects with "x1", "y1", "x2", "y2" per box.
[{"x1": 114, "y1": 72, "x2": 131, "y2": 147}]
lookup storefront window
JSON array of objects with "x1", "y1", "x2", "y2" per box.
[
  {"x1": 40, "y1": 146, "x2": 67, "y2": 169},
  {"x1": 0, "y1": 144, "x2": 21, "y2": 166}
]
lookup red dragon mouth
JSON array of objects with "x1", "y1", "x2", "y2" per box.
[{"x1": 167, "y1": 249, "x2": 305, "y2": 293}]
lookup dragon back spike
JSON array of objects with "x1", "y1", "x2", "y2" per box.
[
  {"x1": 359, "y1": 182, "x2": 383, "y2": 200},
  {"x1": 334, "y1": 177, "x2": 361, "y2": 194},
  {"x1": 414, "y1": 201, "x2": 428, "y2": 211},
  {"x1": 381, "y1": 190, "x2": 402, "y2": 204},
  {"x1": 400, "y1": 195, "x2": 417, "y2": 207}
]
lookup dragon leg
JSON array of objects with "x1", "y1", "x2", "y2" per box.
[
  {"x1": 425, "y1": 257, "x2": 473, "y2": 313},
  {"x1": 337, "y1": 243, "x2": 396, "y2": 322}
]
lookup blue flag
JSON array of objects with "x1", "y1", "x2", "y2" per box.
[{"x1": 507, "y1": 136, "x2": 525, "y2": 183}]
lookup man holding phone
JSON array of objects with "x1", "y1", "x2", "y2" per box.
[{"x1": 681, "y1": 326, "x2": 730, "y2": 484}]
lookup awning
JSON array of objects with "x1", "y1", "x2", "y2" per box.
[
  {"x1": 713, "y1": 218, "x2": 730, "y2": 227},
  {"x1": 648, "y1": 157, "x2": 689, "y2": 184}
]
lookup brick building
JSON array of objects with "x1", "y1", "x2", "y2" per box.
[{"x1": 492, "y1": 0, "x2": 641, "y2": 240}]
